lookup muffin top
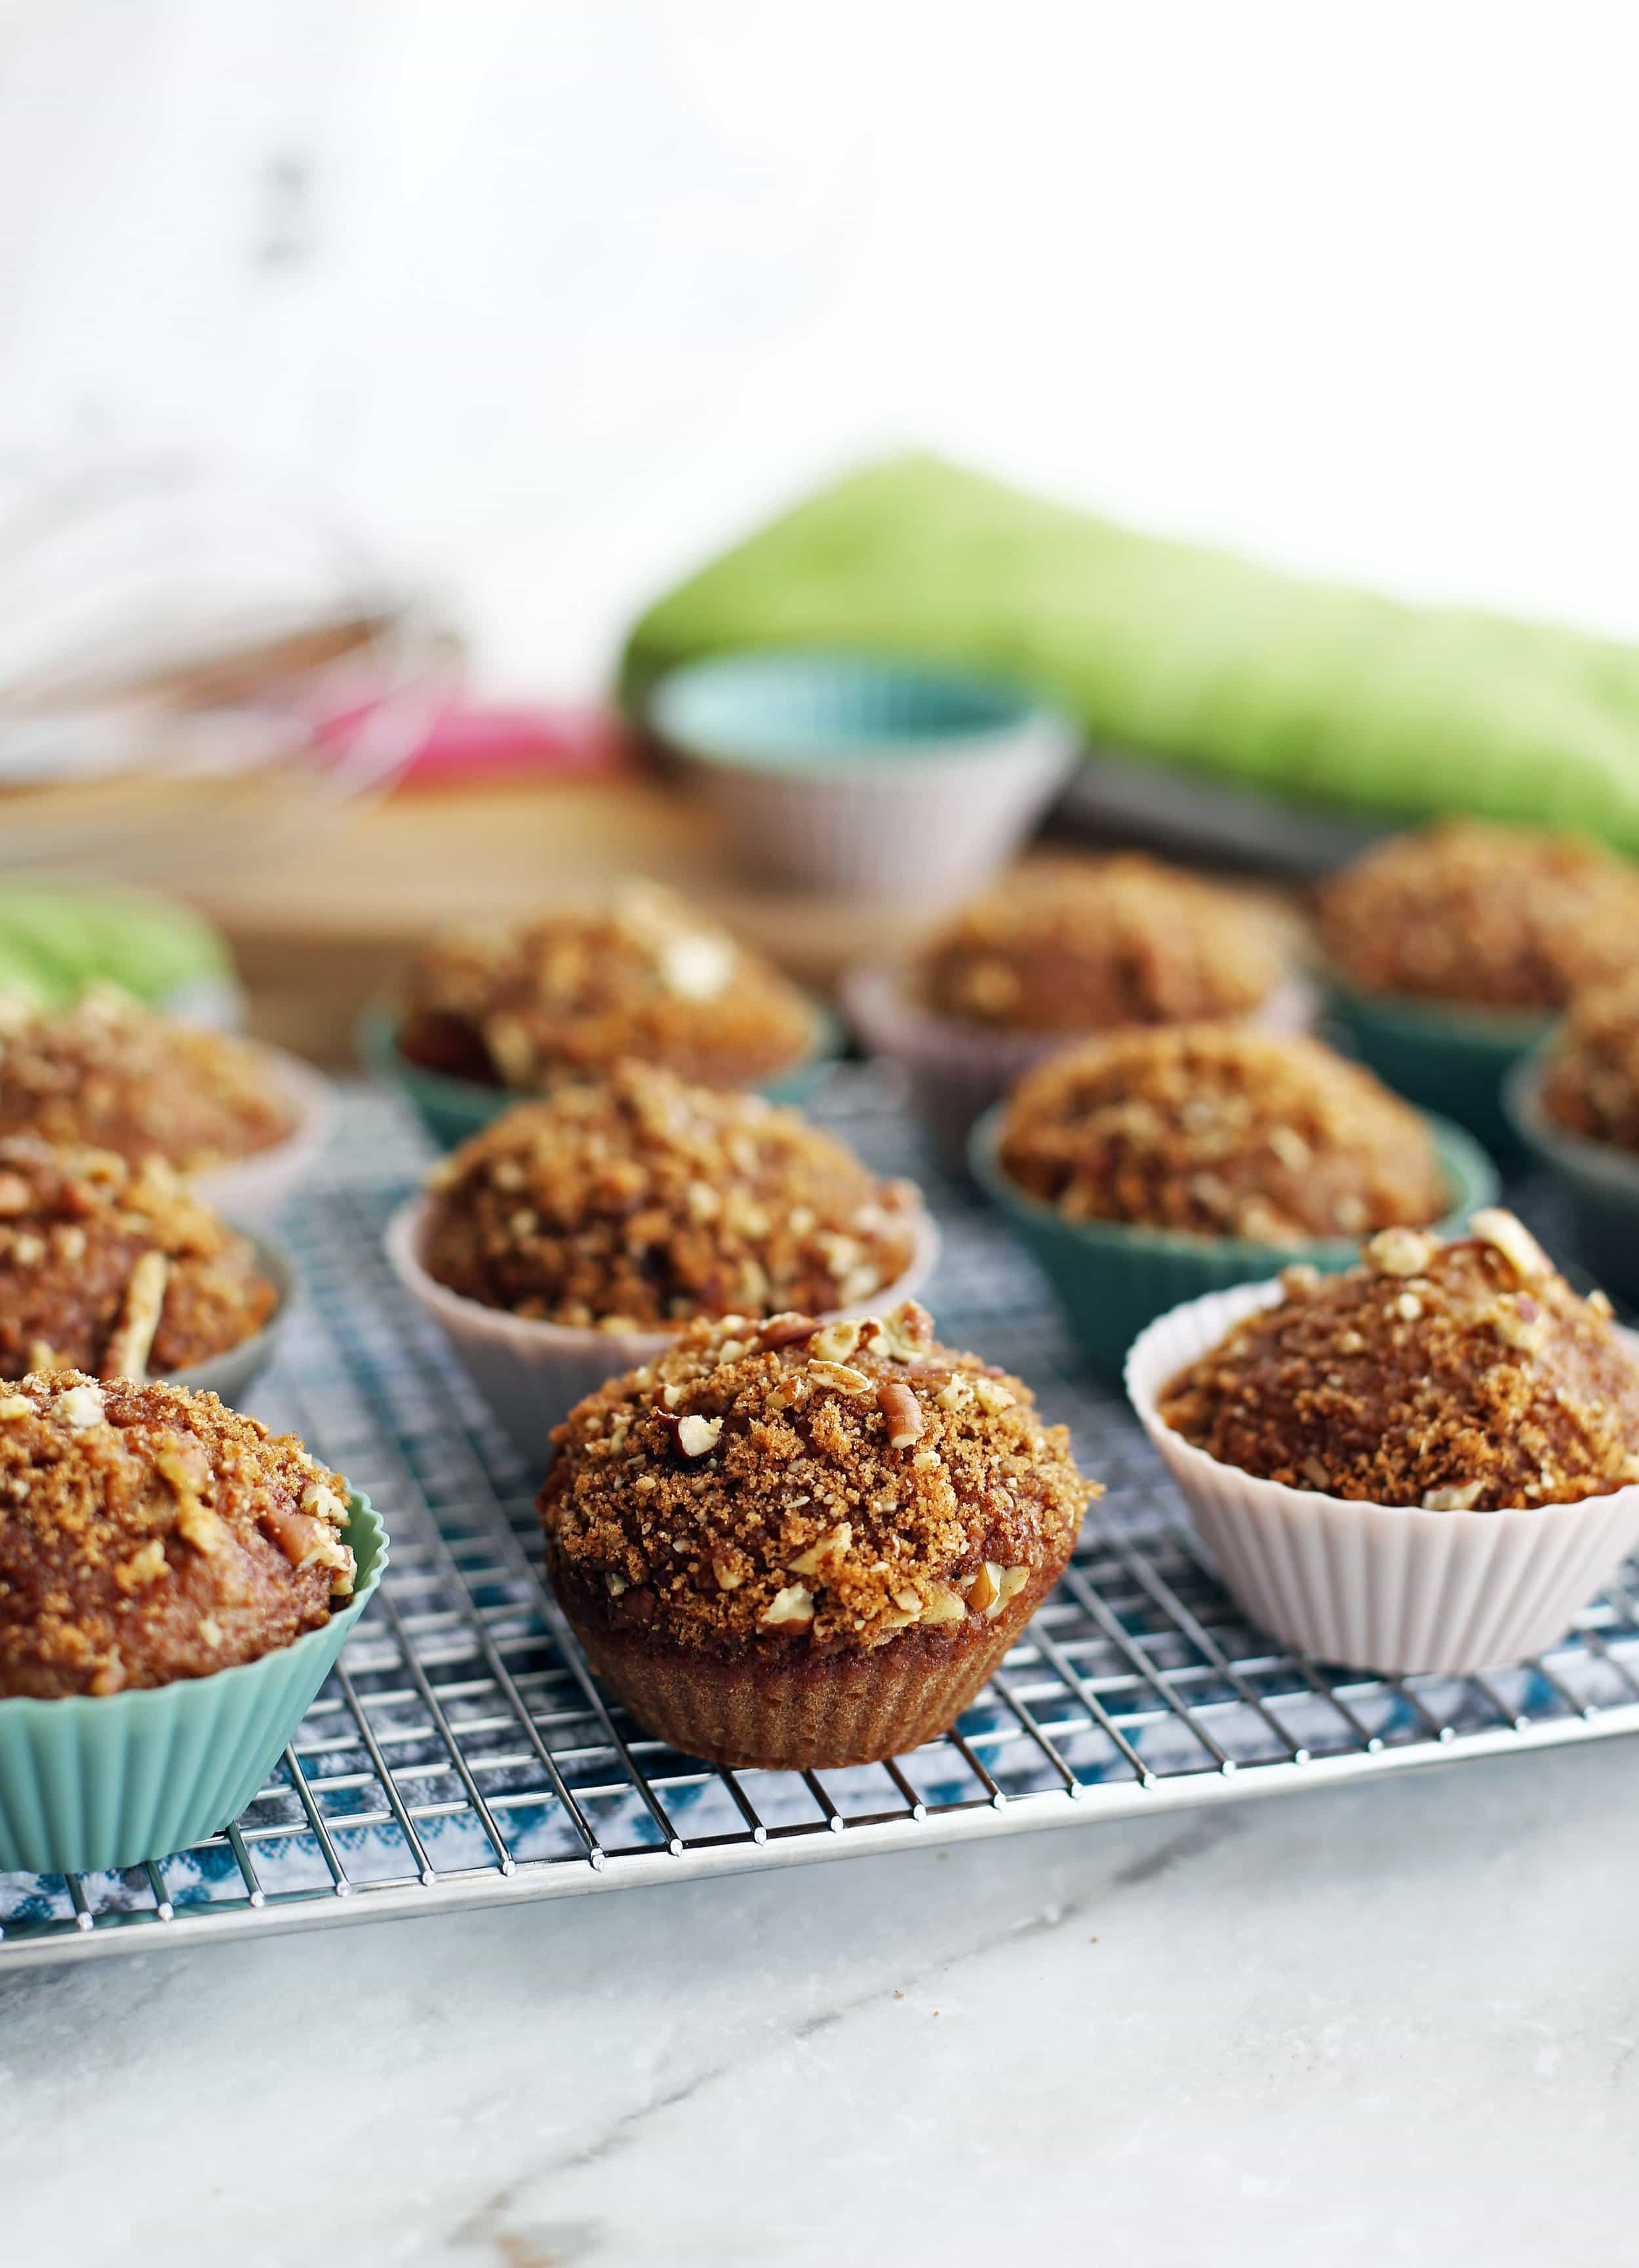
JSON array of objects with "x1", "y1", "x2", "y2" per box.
[
  {"x1": 398, "y1": 885, "x2": 816, "y2": 1092},
  {"x1": 1157, "y1": 1209, "x2": 1639, "y2": 1509},
  {"x1": 0, "y1": 1136, "x2": 278, "y2": 1381},
  {"x1": 422, "y1": 1062, "x2": 920, "y2": 1329},
  {"x1": 1540, "y1": 970, "x2": 1639, "y2": 1153},
  {"x1": 996, "y1": 1025, "x2": 1449, "y2": 1243},
  {"x1": 0, "y1": 1372, "x2": 355, "y2": 1698},
  {"x1": 0, "y1": 984, "x2": 293, "y2": 1170},
  {"x1": 543, "y1": 1299, "x2": 1094, "y2": 1655},
  {"x1": 1319, "y1": 820, "x2": 1639, "y2": 1012},
  {"x1": 913, "y1": 855, "x2": 1287, "y2": 1033}
]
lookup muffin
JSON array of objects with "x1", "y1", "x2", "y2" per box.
[
  {"x1": 995, "y1": 1026, "x2": 1449, "y2": 1244},
  {"x1": 389, "y1": 1063, "x2": 936, "y2": 1463},
  {"x1": 918, "y1": 855, "x2": 1289, "y2": 1032},
  {"x1": 396, "y1": 885, "x2": 819, "y2": 1096},
  {"x1": 0, "y1": 1136, "x2": 279, "y2": 1381},
  {"x1": 844, "y1": 854, "x2": 1302, "y2": 1174},
  {"x1": 1157, "y1": 1210, "x2": 1639, "y2": 1507},
  {"x1": 542, "y1": 1298, "x2": 1094, "y2": 1767},
  {"x1": 1127, "y1": 1210, "x2": 1639, "y2": 1673},
  {"x1": 1538, "y1": 972, "x2": 1639, "y2": 1152},
  {"x1": 1320, "y1": 821, "x2": 1639, "y2": 1013},
  {"x1": 0, "y1": 1370, "x2": 355, "y2": 1698},
  {"x1": 0, "y1": 983, "x2": 295, "y2": 1171}
]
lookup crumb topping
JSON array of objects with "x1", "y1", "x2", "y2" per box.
[
  {"x1": 0, "y1": 984, "x2": 293, "y2": 1170},
  {"x1": 422, "y1": 1062, "x2": 920, "y2": 1328},
  {"x1": 997, "y1": 1025, "x2": 1448, "y2": 1241},
  {"x1": 1320, "y1": 820, "x2": 1639, "y2": 1012},
  {"x1": 398, "y1": 885, "x2": 816, "y2": 1092},
  {"x1": 542, "y1": 1300, "x2": 1094, "y2": 1654},
  {"x1": 0, "y1": 1135, "x2": 277, "y2": 1380},
  {"x1": 0, "y1": 1373, "x2": 354, "y2": 1697},
  {"x1": 1541, "y1": 970, "x2": 1639, "y2": 1153},
  {"x1": 1157, "y1": 1211, "x2": 1639, "y2": 1508},
  {"x1": 914, "y1": 855, "x2": 1287, "y2": 1033}
]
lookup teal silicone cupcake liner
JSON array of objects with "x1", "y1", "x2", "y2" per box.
[
  {"x1": 0, "y1": 1491, "x2": 387, "y2": 1876},
  {"x1": 969, "y1": 1105, "x2": 1499, "y2": 1384},
  {"x1": 1320, "y1": 970, "x2": 1550, "y2": 1158},
  {"x1": 1504, "y1": 1048, "x2": 1639, "y2": 1305},
  {"x1": 357, "y1": 1000, "x2": 845, "y2": 1151}
]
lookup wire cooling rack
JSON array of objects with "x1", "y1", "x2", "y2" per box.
[{"x1": 5, "y1": 1075, "x2": 1639, "y2": 1969}]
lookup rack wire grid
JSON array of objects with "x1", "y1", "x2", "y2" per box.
[{"x1": 6, "y1": 1071, "x2": 1639, "y2": 1969}]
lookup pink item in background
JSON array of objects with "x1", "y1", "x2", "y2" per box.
[{"x1": 317, "y1": 697, "x2": 628, "y2": 787}]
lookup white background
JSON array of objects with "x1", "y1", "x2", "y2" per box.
[{"x1": 3, "y1": 1, "x2": 1637, "y2": 695}]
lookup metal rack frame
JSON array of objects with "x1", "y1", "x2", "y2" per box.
[{"x1": 5, "y1": 1081, "x2": 1638, "y2": 1970}]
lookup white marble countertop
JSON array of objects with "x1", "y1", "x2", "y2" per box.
[{"x1": 5, "y1": 1732, "x2": 1638, "y2": 2265}]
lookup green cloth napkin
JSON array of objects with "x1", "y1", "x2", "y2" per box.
[{"x1": 621, "y1": 453, "x2": 1639, "y2": 846}]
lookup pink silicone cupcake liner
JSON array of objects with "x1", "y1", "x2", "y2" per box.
[{"x1": 1125, "y1": 1278, "x2": 1639, "y2": 1677}]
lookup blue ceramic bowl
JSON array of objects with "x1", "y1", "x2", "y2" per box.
[
  {"x1": 358, "y1": 999, "x2": 845, "y2": 1152},
  {"x1": 970, "y1": 1103, "x2": 1500, "y2": 1383},
  {"x1": 648, "y1": 650, "x2": 1079, "y2": 903}
]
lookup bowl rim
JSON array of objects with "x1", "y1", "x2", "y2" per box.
[
  {"x1": 646, "y1": 646, "x2": 1078, "y2": 774},
  {"x1": 356, "y1": 995, "x2": 845, "y2": 1122},
  {"x1": 384, "y1": 1189, "x2": 943, "y2": 1361},
  {"x1": 0, "y1": 1486, "x2": 387, "y2": 1721},
  {"x1": 1124, "y1": 1273, "x2": 1639, "y2": 1529},
  {"x1": 967, "y1": 1101, "x2": 1498, "y2": 1265}
]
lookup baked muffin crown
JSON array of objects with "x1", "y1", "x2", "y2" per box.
[
  {"x1": 1319, "y1": 820, "x2": 1639, "y2": 1011},
  {"x1": 422, "y1": 1061, "x2": 920, "y2": 1327},
  {"x1": 0, "y1": 1133, "x2": 277, "y2": 1380},
  {"x1": 997, "y1": 1024, "x2": 1448, "y2": 1241},
  {"x1": 0, "y1": 1371, "x2": 353, "y2": 1698},
  {"x1": 914, "y1": 854, "x2": 1286, "y2": 1033},
  {"x1": 0, "y1": 983, "x2": 292, "y2": 1170},
  {"x1": 1158, "y1": 1208, "x2": 1639, "y2": 1509},
  {"x1": 399, "y1": 885, "x2": 815, "y2": 1091},
  {"x1": 543, "y1": 1299, "x2": 1094, "y2": 1654}
]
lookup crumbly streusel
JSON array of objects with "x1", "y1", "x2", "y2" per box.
[
  {"x1": 914, "y1": 855, "x2": 1287, "y2": 1032},
  {"x1": 0, "y1": 1373, "x2": 354, "y2": 1698},
  {"x1": 997, "y1": 1025, "x2": 1448, "y2": 1242},
  {"x1": 0, "y1": 1136, "x2": 278, "y2": 1380},
  {"x1": 398, "y1": 885, "x2": 816, "y2": 1092},
  {"x1": 1319, "y1": 820, "x2": 1639, "y2": 1012},
  {"x1": 1158, "y1": 1210, "x2": 1639, "y2": 1508},
  {"x1": 0, "y1": 984, "x2": 293, "y2": 1170},
  {"x1": 1541, "y1": 970, "x2": 1639, "y2": 1153},
  {"x1": 543, "y1": 1300, "x2": 1094, "y2": 1654},
  {"x1": 422, "y1": 1063, "x2": 920, "y2": 1328}
]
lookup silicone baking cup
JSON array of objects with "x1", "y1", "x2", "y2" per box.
[
  {"x1": 1320, "y1": 968, "x2": 1549, "y2": 1158},
  {"x1": 647, "y1": 649, "x2": 1078, "y2": 905},
  {"x1": 1126, "y1": 1281, "x2": 1639, "y2": 1675},
  {"x1": 847, "y1": 967, "x2": 1318, "y2": 1180},
  {"x1": 357, "y1": 999, "x2": 845, "y2": 1153},
  {"x1": 1504, "y1": 1048, "x2": 1639, "y2": 1305},
  {"x1": 0, "y1": 1490, "x2": 387, "y2": 1875},
  {"x1": 970, "y1": 1104, "x2": 1497, "y2": 1383},
  {"x1": 385, "y1": 1195, "x2": 942, "y2": 1467},
  {"x1": 190, "y1": 1045, "x2": 336, "y2": 1224}
]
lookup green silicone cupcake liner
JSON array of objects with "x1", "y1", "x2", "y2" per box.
[
  {"x1": 1320, "y1": 971, "x2": 1550, "y2": 1158},
  {"x1": 0, "y1": 1491, "x2": 387, "y2": 1876},
  {"x1": 1504, "y1": 1048, "x2": 1639, "y2": 1306},
  {"x1": 969, "y1": 1105, "x2": 1499, "y2": 1384},
  {"x1": 357, "y1": 1000, "x2": 845, "y2": 1150}
]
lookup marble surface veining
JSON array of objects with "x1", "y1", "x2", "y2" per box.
[{"x1": 5, "y1": 1734, "x2": 1638, "y2": 2265}]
